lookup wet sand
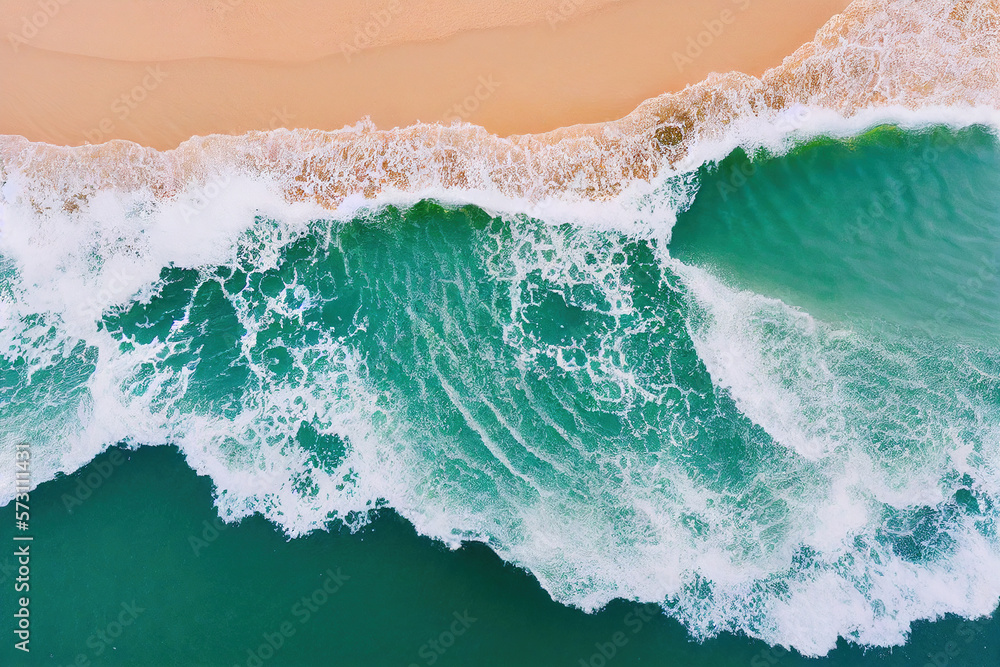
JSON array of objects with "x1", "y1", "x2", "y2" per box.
[{"x1": 0, "y1": 0, "x2": 851, "y2": 149}]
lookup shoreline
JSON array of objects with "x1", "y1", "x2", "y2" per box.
[
  {"x1": 0, "y1": 0, "x2": 851, "y2": 149},
  {"x1": 1, "y1": 0, "x2": 996, "y2": 220}
]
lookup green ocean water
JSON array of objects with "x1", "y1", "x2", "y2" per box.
[{"x1": 2, "y1": 124, "x2": 1000, "y2": 665}]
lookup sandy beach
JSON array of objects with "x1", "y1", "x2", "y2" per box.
[{"x1": 0, "y1": 0, "x2": 851, "y2": 149}]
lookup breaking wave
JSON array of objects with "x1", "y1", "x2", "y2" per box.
[{"x1": 2, "y1": 0, "x2": 1000, "y2": 656}]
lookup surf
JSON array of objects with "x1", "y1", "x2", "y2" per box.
[{"x1": 2, "y1": 0, "x2": 1000, "y2": 657}]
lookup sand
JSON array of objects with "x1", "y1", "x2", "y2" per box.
[{"x1": 0, "y1": 0, "x2": 853, "y2": 149}]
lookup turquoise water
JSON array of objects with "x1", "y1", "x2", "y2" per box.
[{"x1": 2, "y1": 124, "x2": 1000, "y2": 664}]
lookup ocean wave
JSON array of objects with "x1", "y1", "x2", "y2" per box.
[
  {"x1": 2, "y1": 0, "x2": 1000, "y2": 657},
  {"x1": 3, "y1": 193, "x2": 999, "y2": 656}
]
